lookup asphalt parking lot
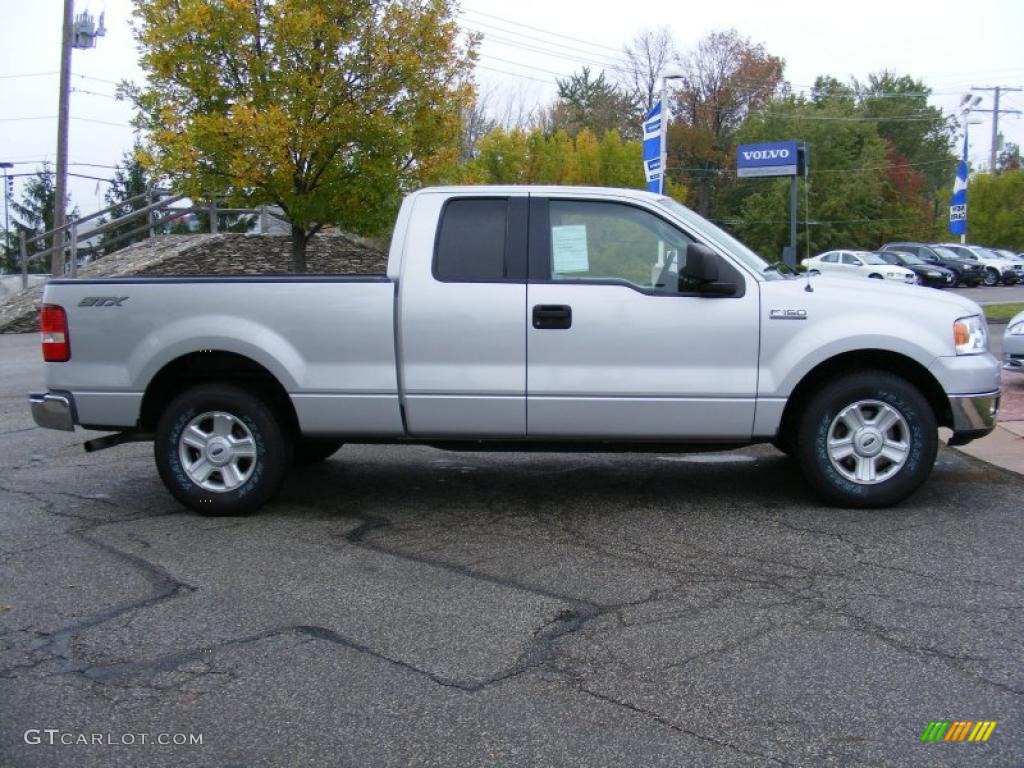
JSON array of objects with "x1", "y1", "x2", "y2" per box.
[{"x1": 1, "y1": 331, "x2": 1022, "y2": 767}]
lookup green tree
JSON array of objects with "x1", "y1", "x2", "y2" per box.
[
  {"x1": 969, "y1": 170, "x2": 1024, "y2": 250},
  {"x1": 128, "y1": 0, "x2": 476, "y2": 271},
  {"x1": 549, "y1": 68, "x2": 638, "y2": 140},
  {"x1": 11, "y1": 164, "x2": 77, "y2": 268},
  {"x1": 99, "y1": 146, "x2": 154, "y2": 255}
]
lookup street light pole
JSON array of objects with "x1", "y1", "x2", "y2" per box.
[
  {"x1": 959, "y1": 94, "x2": 983, "y2": 245},
  {"x1": 659, "y1": 75, "x2": 684, "y2": 195}
]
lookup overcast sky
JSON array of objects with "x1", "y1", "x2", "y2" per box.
[{"x1": 1, "y1": 0, "x2": 1022, "y2": 216}]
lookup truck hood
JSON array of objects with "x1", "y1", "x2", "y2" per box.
[{"x1": 763, "y1": 274, "x2": 984, "y2": 320}]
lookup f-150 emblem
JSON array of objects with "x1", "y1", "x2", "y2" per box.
[
  {"x1": 79, "y1": 297, "x2": 129, "y2": 307},
  {"x1": 769, "y1": 309, "x2": 807, "y2": 320}
]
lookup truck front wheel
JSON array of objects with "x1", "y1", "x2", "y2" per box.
[
  {"x1": 155, "y1": 383, "x2": 290, "y2": 515},
  {"x1": 795, "y1": 372, "x2": 937, "y2": 508}
]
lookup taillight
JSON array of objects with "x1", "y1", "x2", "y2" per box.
[{"x1": 40, "y1": 304, "x2": 71, "y2": 362}]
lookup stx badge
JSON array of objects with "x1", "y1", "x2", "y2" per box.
[{"x1": 79, "y1": 297, "x2": 129, "y2": 307}]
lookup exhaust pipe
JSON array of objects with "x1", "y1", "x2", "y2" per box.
[{"x1": 83, "y1": 432, "x2": 153, "y2": 453}]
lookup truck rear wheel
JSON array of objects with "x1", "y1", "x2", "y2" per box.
[
  {"x1": 155, "y1": 383, "x2": 290, "y2": 515},
  {"x1": 795, "y1": 371, "x2": 937, "y2": 508}
]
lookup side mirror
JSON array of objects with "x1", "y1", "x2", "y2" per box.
[
  {"x1": 682, "y1": 243, "x2": 736, "y2": 296},
  {"x1": 683, "y1": 243, "x2": 720, "y2": 283}
]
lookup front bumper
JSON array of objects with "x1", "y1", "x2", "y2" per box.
[
  {"x1": 946, "y1": 390, "x2": 1000, "y2": 446},
  {"x1": 29, "y1": 391, "x2": 76, "y2": 432}
]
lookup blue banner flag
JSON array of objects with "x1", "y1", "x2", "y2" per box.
[
  {"x1": 642, "y1": 101, "x2": 662, "y2": 193},
  {"x1": 949, "y1": 135, "x2": 968, "y2": 236}
]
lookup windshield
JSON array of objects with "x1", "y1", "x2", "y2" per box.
[
  {"x1": 932, "y1": 246, "x2": 961, "y2": 261},
  {"x1": 859, "y1": 253, "x2": 889, "y2": 265},
  {"x1": 893, "y1": 252, "x2": 924, "y2": 265},
  {"x1": 655, "y1": 197, "x2": 786, "y2": 280}
]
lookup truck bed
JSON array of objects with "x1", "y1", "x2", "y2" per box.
[{"x1": 42, "y1": 275, "x2": 404, "y2": 436}]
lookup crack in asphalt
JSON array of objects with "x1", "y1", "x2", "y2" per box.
[
  {"x1": 572, "y1": 681, "x2": 797, "y2": 766},
  {"x1": 1, "y1": 459, "x2": 1021, "y2": 763}
]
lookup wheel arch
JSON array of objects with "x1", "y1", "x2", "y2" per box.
[
  {"x1": 139, "y1": 350, "x2": 299, "y2": 435},
  {"x1": 777, "y1": 350, "x2": 951, "y2": 445}
]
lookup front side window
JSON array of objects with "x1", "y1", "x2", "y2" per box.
[
  {"x1": 548, "y1": 200, "x2": 695, "y2": 292},
  {"x1": 841, "y1": 253, "x2": 861, "y2": 266}
]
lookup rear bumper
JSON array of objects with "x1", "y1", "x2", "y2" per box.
[
  {"x1": 946, "y1": 390, "x2": 1000, "y2": 446},
  {"x1": 29, "y1": 391, "x2": 76, "y2": 431}
]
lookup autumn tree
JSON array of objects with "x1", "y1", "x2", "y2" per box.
[
  {"x1": 668, "y1": 29, "x2": 785, "y2": 215},
  {"x1": 619, "y1": 27, "x2": 676, "y2": 115},
  {"x1": 128, "y1": 0, "x2": 476, "y2": 271}
]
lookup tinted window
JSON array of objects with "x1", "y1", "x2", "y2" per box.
[
  {"x1": 822, "y1": 252, "x2": 838, "y2": 263},
  {"x1": 435, "y1": 199, "x2": 508, "y2": 281},
  {"x1": 548, "y1": 200, "x2": 695, "y2": 292},
  {"x1": 841, "y1": 253, "x2": 860, "y2": 265}
]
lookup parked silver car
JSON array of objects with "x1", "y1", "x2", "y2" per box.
[{"x1": 1005, "y1": 310, "x2": 1024, "y2": 373}]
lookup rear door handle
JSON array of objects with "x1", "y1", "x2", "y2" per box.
[{"x1": 532, "y1": 304, "x2": 572, "y2": 330}]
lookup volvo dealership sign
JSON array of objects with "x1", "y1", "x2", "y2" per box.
[{"x1": 736, "y1": 141, "x2": 800, "y2": 178}]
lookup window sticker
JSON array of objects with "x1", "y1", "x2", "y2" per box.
[{"x1": 551, "y1": 225, "x2": 589, "y2": 273}]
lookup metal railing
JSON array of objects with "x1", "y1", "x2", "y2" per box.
[{"x1": 12, "y1": 191, "x2": 288, "y2": 288}]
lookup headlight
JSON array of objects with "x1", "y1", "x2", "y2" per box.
[
  {"x1": 954, "y1": 315, "x2": 987, "y2": 355},
  {"x1": 1008, "y1": 321, "x2": 1024, "y2": 336}
]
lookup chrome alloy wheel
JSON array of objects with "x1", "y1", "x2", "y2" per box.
[
  {"x1": 178, "y1": 411, "x2": 257, "y2": 493},
  {"x1": 826, "y1": 399, "x2": 910, "y2": 485}
]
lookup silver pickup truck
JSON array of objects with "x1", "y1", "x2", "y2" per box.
[{"x1": 30, "y1": 186, "x2": 1001, "y2": 514}]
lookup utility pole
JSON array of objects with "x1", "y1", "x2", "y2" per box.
[
  {"x1": 0, "y1": 162, "x2": 12, "y2": 268},
  {"x1": 968, "y1": 86, "x2": 1023, "y2": 171},
  {"x1": 53, "y1": 2, "x2": 106, "y2": 277},
  {"x1": 53, "y1": 0, "x2": 74, "y2": 277}
]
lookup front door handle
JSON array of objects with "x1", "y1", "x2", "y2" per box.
[{"x1": 532, "y1": 304, "x2": 572, "y2": 330}]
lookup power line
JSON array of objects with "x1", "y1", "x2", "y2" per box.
[
  {"x1": 461, "y1": 7, "x2": 623, "y2": 55},
  {"x1": 0, "y1": 115, "x2": 132, "y2": 128}
]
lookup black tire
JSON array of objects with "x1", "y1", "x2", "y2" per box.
[
  {"x1": 983, "y1": 267, "x2": 999, "y2": 287},
  {"x1": 868, "y1": 273, "x2": 883, "y2": 279},
  {"x1": 965, "y1": 277, "x2": 982, "y2": 288},
  {"x1": 155, "y1": 383, "x2": 290, "y2": 516},
  {"x1": 1002, "y1": 272, "x2": 1019, "y2": 286},
  {"x1": 808, "y1": 269, "x2": 821, "y2": 276},
  {"x1": 795, "y1": 372, "x2": 937, "y2": 508},
  {"x1": 949, "y1": 269, "x2": 963, "y2": 287},
  {"x1": 293, "y1": 438, "x2": 345, "y2": 466}
]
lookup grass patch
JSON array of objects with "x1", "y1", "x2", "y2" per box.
[{"x1": 984, "y1": 302, "x2": 1024, "y2": 322}]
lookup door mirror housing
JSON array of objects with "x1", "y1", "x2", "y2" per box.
[
  {"x1": 683, "y1": 243, "x2": 720, "y2": 283},
  {"x1": 682, "y1": 243, "x2": 736, "y2": 296}
]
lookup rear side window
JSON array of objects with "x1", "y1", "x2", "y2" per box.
[{"x1": 435, "y1": 199, "x2": 508, "y2": 281}]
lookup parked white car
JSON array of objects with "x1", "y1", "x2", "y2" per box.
[
  {"x1": 803, "y1": 250, "x2": 917, "y2": 284},
  {"x1": 937, "y1": 243, "x2": 1022, "y2": 286}
]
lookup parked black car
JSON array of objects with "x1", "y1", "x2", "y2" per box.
[
  {"x1": 880, "y1": 242, "x2": 984, "y2": 287},
  {"x1": 872, "y1": 251, "x2": 954, "y2": 288}
]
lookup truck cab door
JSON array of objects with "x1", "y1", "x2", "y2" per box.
[
  {"x1": 397, "y1": 194, "x2": 528, "y2": 437},
  {"x1": 525, "y1": 197, "x2": 759, "y2": 440}
]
